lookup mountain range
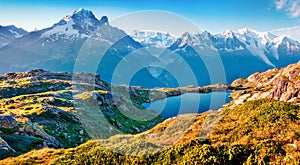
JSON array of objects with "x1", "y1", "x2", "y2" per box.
[
  {"x1": 0, "y1": 8, "x2": 299, "y2": 88},
  {"x1": 0, "y1": 25, "x2": 28, "y2": 48},
  {"x1": 130, "y1": 30, "x2": 177, "y2": 48}
]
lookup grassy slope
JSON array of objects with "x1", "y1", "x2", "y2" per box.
[
  {"x1": 0, "y1": 70, "x2": 164, "y2": 159},
  {"x1": 2, "y1": 98, "x2": 300, "y2": 165},
  {"x1": 0, "y1": 70, "x2": 233, "y2": 160}
]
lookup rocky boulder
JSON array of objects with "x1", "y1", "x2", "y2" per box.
[
  {"x1": 0, "y1": 137, "x2": 15, "y2": 152},
  {"x1": 230, "y1": 61, "x2": 300, "y2": 107},
  {"x1": 20, "y1": 122, "x2": 61, "y2": 148},
  {"x1": 0, "y1": 115, "x2": 18, "y2": 129}
]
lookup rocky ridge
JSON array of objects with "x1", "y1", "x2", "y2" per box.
[{"x1": 230, "y1": 61, "x2": 300, "y2": 107}]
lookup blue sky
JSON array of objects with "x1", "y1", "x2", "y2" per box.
[{"x1": 0, "y1": 0, "x2": 299, "y2": 34}]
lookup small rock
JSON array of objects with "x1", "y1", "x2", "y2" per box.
[
  {"x1": 0, "y1": 115, "x2": 18, "y2": 129},
  {"x1": 79, "y1": 130, "x2": 84, "y2": 135},
  {"x1": 92, "y1": 92, "x2": 99, "y2": 100},
  {"x1": 4, "y1": 99, "x2": 14, "y2": 105},
  {"x1": 49, "y1": 98, "x2": 55, "y2": 103},
  {"x1": 80, "y1": 138, "x2": 85, "y2": 143},
  {"x1": 131, "y1": 126, "x2": 140, "y2": 132},
  {"x1": 0, "y1": 137, "x2": 15, "y2": 152}
]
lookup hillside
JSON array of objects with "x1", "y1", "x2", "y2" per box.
[
  {"x1": 0, "y1": 69, "x2": 232, "y2": 160},
  {"x1": 1, "y1": 64, "x2": 300, "y2": 164},
  {"x1": 0, "y1": 69, "x2": 166, "y2": 159},
  {"x1": 1, "y1": 99, "x2": 299, "y2": 164},
  {"x1": 230, "y1": 60, "x2": 300, "y2": 107}
]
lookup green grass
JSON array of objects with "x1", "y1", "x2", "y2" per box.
[
  {"x1": 1, "y1": 70, "x2": 300, "y2": 164},
  {"x1": 0, "y1": 70, "x2": 167, "y2": 160},
  {"x1": 2, "y1": 98, "x2": 299, "y2": 164}
]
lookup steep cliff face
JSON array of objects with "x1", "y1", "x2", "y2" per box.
[{"x1": 231, "y1": 61, "x2": 300, "y2": 107}]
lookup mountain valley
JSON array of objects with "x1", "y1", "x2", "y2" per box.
[
  {"x1": 1, "y1": 7, "x2": 300, "y2": 165},
  {"x1": 1, "y1": 63, "x2": 300, "y2": 164}
]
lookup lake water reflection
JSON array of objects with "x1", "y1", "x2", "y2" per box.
[{"x1": 142, "y1": 92, "x2": 232, "y2": 119}]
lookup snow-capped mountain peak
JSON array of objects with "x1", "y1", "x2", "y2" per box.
[
  {"x1": 223, "y1": 30, "x2": 235, "y2": 38},
  {"x1": 274, "y1": 36, "x2": 300, "y2": 50},
  {"x1": 74, "y1": 8, "x2": 85, "y2": 14},
  {"x1": 262, "y1": 32, "x2": 277, "y2": 40},
  {"x1": 0, "y1": 25, "x2": 28, "y2": 38},
  {"x1": 178, "y1": 32, "x2": 193, "y2": 47},
  {"x1": 0, "y1": 25, "x2": 28, "y2": 47},
  {"x1": 4, "y1": 25, "x2": 28, "y2": 38},
  {"x1": 71, "y1": 8, "x2": 98, "y2": 23},
  {"x1": 233, "y1": 28, "x2": 279, "y2": 46},
  {"x1": 42, "y1": 8, "x2": 103, "y2": 39},
  {"x1": 228, "y1": 28, "x2": 292, "y2": 65},
  {"x1": 169, "y1": 28, "x2": 300, "y2": 67},
  {"x1": 130, "y1": 30, "x2": 176, "y2": 48},
  {"x1": 59, "y1": 8, "x2": 98, "y2": 25},
  {"x1": 236, "y1": 28, "x2": 260, "y2": 35}
]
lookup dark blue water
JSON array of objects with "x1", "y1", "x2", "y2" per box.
[{"x1": 142, "y1": 92, "x2": 232, "y2": 119}]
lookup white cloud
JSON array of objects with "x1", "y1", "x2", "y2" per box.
[
  {"x1": 275, "y1": 0, "x2": 287, "y2": 10},
  {"x1": 275, "y1": 0, "x2": 300, "y2": 18}
]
